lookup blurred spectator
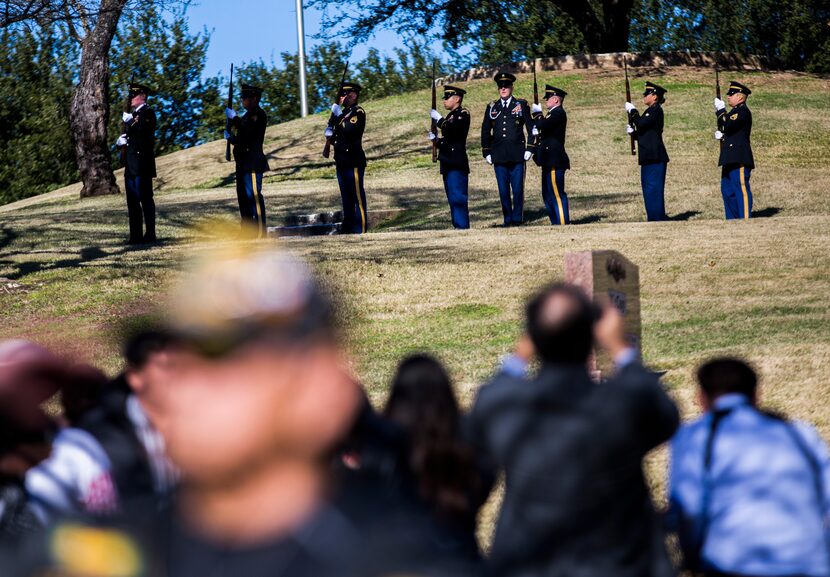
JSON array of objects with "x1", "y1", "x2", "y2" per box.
[
  {"x1": 385, "y1": 354, "x2": 494, "y2": 562},
  {"x1": 0, "y1": 340, "x2": 63, "y2": 543},
  {"x1": 467, "y1": 283, "x2": 679, "y2": 577},
  {"x1": 667, "y1": 358, "x2": 830, "y2": 577},
  {"x1": 60, "y1": 364, "x2": 108, "y2": 426}
]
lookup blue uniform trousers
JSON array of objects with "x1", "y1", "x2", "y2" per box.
[
  {"x1": 235, "y1": 170, "x2": 267, "y2": 236},
  {"x1": 493, "y1": 162, "x2": 525, "y2": 225},
  {"x1": 124, "y1": 175, "x2": 155, "y2": 242},
  {"x1": 336, "y1": 166, "x2": 368, "y2": 234},
  {"x1": 541, "y1": 167, "x2": 569, "y2": 225},
  {"x1": 720, "y1": 165, "x2": 752, "y2": 220},
  {"x1": 640, "y1": 162, "x2": 668, "y2": 222},
  {"x1": 442, "y1": 170, "x2": 470, "y2": 229}
]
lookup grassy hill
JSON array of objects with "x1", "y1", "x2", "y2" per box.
[{"x1": 1, "y1": 65, "x2": 829, "y2": 438}]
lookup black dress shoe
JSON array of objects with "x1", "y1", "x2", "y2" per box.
[
  {"x1": 143, "y1": 234, "x2": 158, "y2": 244},
  {"x1": 127, "y1": 238, "x2": 142, "y2": 245}
]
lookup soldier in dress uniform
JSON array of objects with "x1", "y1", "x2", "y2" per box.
[
  {"x1": 531, "y1": 85, "x2": 570, "y2": 225},
  {"x1": 225, "y1": 83, "x2": 270, "y2": 237},
  {"x1": 325, "y1": 81, "x2": 368, "y2": 234},
  {"x1": 115, "y1": 83, "x2": 157, "y2": 244},
  {"x1": 714, "y1": 81, "x2": 754, "y2": 220},
  {"x1": 429, "y1": 85, "x2": 471, "y2": 229},
  {"x1": 625, "y1": 81, "x2": 670, "y2": 222},
  {"x1": 480, "y1": 72, "x2": 535, "y2": 226}
]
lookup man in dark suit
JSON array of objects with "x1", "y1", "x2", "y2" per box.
[
  {"x1": 481, "y1": 72, "x2": 535, "y2": 226},
  {"x1": 325, "y1": 81, "x2": 368, "y2": 234},
  {"x1": 226, "y1": 83, "x2": 270, "y2": 237},
  {"x1": 714, "y1": 81, "x2": 754, "y2": 220},
  {"x1": 532, "y1": 85, "x2": 570, "y2": 225},
  {"x1": 429, "y1": 85, "x2": 471, "y2": 229},
  {"x1": 626, "y1": 81, "x2": 670, "y2": 221},
  {"x1": 115, "y1": 83, "x2": 157, "y2": 244},
  {"x1": 467, "y1": 283, "x2": 679, "y2": 577}
]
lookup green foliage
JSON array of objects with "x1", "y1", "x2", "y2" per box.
[
  {"x1": 109, "y1": 4, "x2": 221, "y2": 161},
  {"x1": 0, "y1": 27, "x2": 78, "y2": 205}
]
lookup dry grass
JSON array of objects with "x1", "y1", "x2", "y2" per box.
[{"x1": 1, "y1": 66, "x2": 829, "y2": 541}]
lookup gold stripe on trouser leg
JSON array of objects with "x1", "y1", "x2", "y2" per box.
[
  {"x1": 251, "y1": 172, "x2": 263, "y2": 236},
  {"x1": 551, "y1": 168, "x2": 565, "y2": 225},
  {"x1": 354, "y1": 168, "x2": 366, "y2": 233},
  {"x1": 739, "y1": 165, "x2": 749, "y2": 220}
]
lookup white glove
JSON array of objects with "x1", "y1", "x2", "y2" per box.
[
  {"x1": 430, "y1": 109, "x2": 442, "y2": 121},
  {"x1": 531, "y1": 103, "x2": 542, "y2": 114},
  {"x1": 427, "y1": 132, "x2": 436, "y2": 141},
  {"x1": 626, "y1": 125, "x2": 635, "y2": 135},
  {"x1": 714, "y1": 98, "x2": 726, "y2": 112},
  {"x1": 225, "y1": 107, "x2": 236, "y2": 120},
  {"x1": 485, "y1": 155, "x2": 493, "y2": 165},
  {"x1": 714, "y1": 130, "x2": 723, "y2": 140},
  {"x1": 331, "y1": 103, "x2": 342, "y2": 116},
  {"x1": 115, "y1": 134, "x2": 127, "y2": 147},
  {"x1": 324, "y1": 127, "x2": 334, "y2": 138},
  {"x1": 122, "y1": 112, "x2": 133, "y2": 123},
  {"x1": 523, "y1": 150, "x2": 532, "y2": 161},
  {"x1": 625, "y1": 102, "x2": 636, "y2": 113},
  {"x1": 224, "y1": 130, "x2": 231, "y2": 140},
  {"x1": 531, "y1": 126, "x2": 539, "y2": 136}
]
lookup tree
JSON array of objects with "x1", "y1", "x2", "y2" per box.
[{"x1": 310, "y1": 0, "x2": 636, "y2": 53}]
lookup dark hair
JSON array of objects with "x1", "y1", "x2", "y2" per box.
[
  {"x1": 384, "y1": 354, "x2": 479, "y2": 521},
  {"x1": 697, "y1": 357, "x2": 758, "y2": 400},
  {"x1": 61, "y1": 364, "x2": 108, "y2": 425},
  {"x1": 123, "y1": 330, "x2": 179, "y2": 368},
  {"x1": 525, "y1": 283, "x2": 596, "y2": 364}
]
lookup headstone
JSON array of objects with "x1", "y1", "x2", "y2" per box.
[{"x1": 564, "y1": 250, "x2": 641, "y2": 378}]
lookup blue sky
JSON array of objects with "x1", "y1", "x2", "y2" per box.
[{"x1": 186, "y1": 0, "x2": 429, "y2": 78}]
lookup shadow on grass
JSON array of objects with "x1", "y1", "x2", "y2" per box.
[
  {"x1": 668, "y1": 211, "x2": 701, "y2": 221},
  {"x1": 752, "y1": 207, "x2": 781, "y2": 218},
  {"x1": 572, "y1": 214, "x2": 603, "y2": 225}
]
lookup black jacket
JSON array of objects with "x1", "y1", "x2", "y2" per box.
[
  {"x1": 532, "y1": 106, "x2": 570, "y2": 170},
  {"x1": 717, "y1": 103, "x2": 754, "y2": 169},
  {"x1": 230, "y1": 105, "x2": 270, "y2": 173},
  {"x1": 125, "y1": 105, "x2": 156, "y2": 178},
  {"x1": 629, "y1": 104, "x2": 670, "y2": 166},
  {"x1": 333, "y1": 105, "x2": 367, "y2": 169},
  {"x1": 481, "y1": 97, "x2": 535, "y2": 164},
  {"x1": 77, "y1": 383, "x2": 156, "y2": 510},
  {"x1": 467, "y1": 362, "x2": 679, "y2": 577},
  {"x1": 436, "y1": 106, "x2": 470, "y2": 174}
]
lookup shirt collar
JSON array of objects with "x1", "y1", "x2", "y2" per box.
[
  {"x1": 712, "y1": 393, "x2": 751, "y2": 411},
  {"x1": 135, "y1": 103, "x2": 146, "y2": 112}
]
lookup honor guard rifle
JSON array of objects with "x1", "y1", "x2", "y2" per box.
[
  {"x1": 715, "y1": 65, "x2": 723, "y2": 151},
  {"x1": 533, "y1": 58, "x2": 539, "y2": 107},
  {"x1": 624, "y1": 56, "x2": 636, "y2": 156},
  {"x1": 120, "y1": 76, "x2": 133, "y2": 165},
  {"x1": 323, "y1": 61, "x2": 349, "y2": 159},
  {"x1": 225, "y1": 63, "x2": 233, "y2": 162},
  {"x1": 431, "y1": 61, "x2": 438, "y2": 163}
]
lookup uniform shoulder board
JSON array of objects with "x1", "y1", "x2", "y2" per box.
[
  {"x1": 50, "y1": 523, "x2": 144, "y2": 577},
  {"x1": 517, "y1": 98, "x2": 528, "y2": 104},
  {"x1": 355, "y1": 106, "x2": 365, "y2": 114},
  {"x1": 489, "y1": 100, "x2": 497, "y2": 108},
  {"x1": 459, "y1": 107, "x2": 469, "y2": 115}
]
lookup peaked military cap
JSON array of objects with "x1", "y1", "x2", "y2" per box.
[
  {"x1": 128, "y1": 83, "x2": 153, "y2": 97},
  {"x1": 339, "y1": 81, "x2": 362, "y2": 96},
  {"x1": 443, "y1": 85, "x2": 466, "y2": 99},
  {"x1": 544, "y1": 84, "x2": 567, "y2": 99},
  {"x1": 643, "y1": 81, "x2": 666, "y2": 96},
  {"x1": 727, "y1": 81, "x2": 751, "y2": 96},
  {"x1": 240, "y1": 83, "x2": 264, "y2": 98},
  {"x1": 494, "y1": 72, "x2": 516, "y2": 87}
]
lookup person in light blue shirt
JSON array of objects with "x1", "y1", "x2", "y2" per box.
[{"x1": 668, "y1": 358, "x2": 830, "y2": 577}]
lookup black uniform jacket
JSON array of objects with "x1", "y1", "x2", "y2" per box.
[
  {"x1": 532, "y1": 105, "x2": 570, "y2": 170},
  {"x1": 436, "y1": 106, "x2": 470, "y2": 174},
  {"x1": 717, "y1": 102, "x2": 754, "y2": 169},
  {"x1": 125, "y1": 105, "x2": 156, "y2": 178},
  {"x1": 229, "y1": 105, "x2": 270, "y2": 173},
  {"x1": 333, "y1": 105, "x2": 367, "y2": 170},
  {"x1": 481, "y1": 97, "x2": 535, "y2": 164},
  {"x1": 629, "y1": 103, "x2": 670, "y2": 166},
  {"x1": 466, "y1": 361, "x2": 679, "y2": 577}
]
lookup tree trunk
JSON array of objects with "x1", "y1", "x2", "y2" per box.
[{"x1": 70, "y1": 0, "x2": 128, "y2": 198}]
